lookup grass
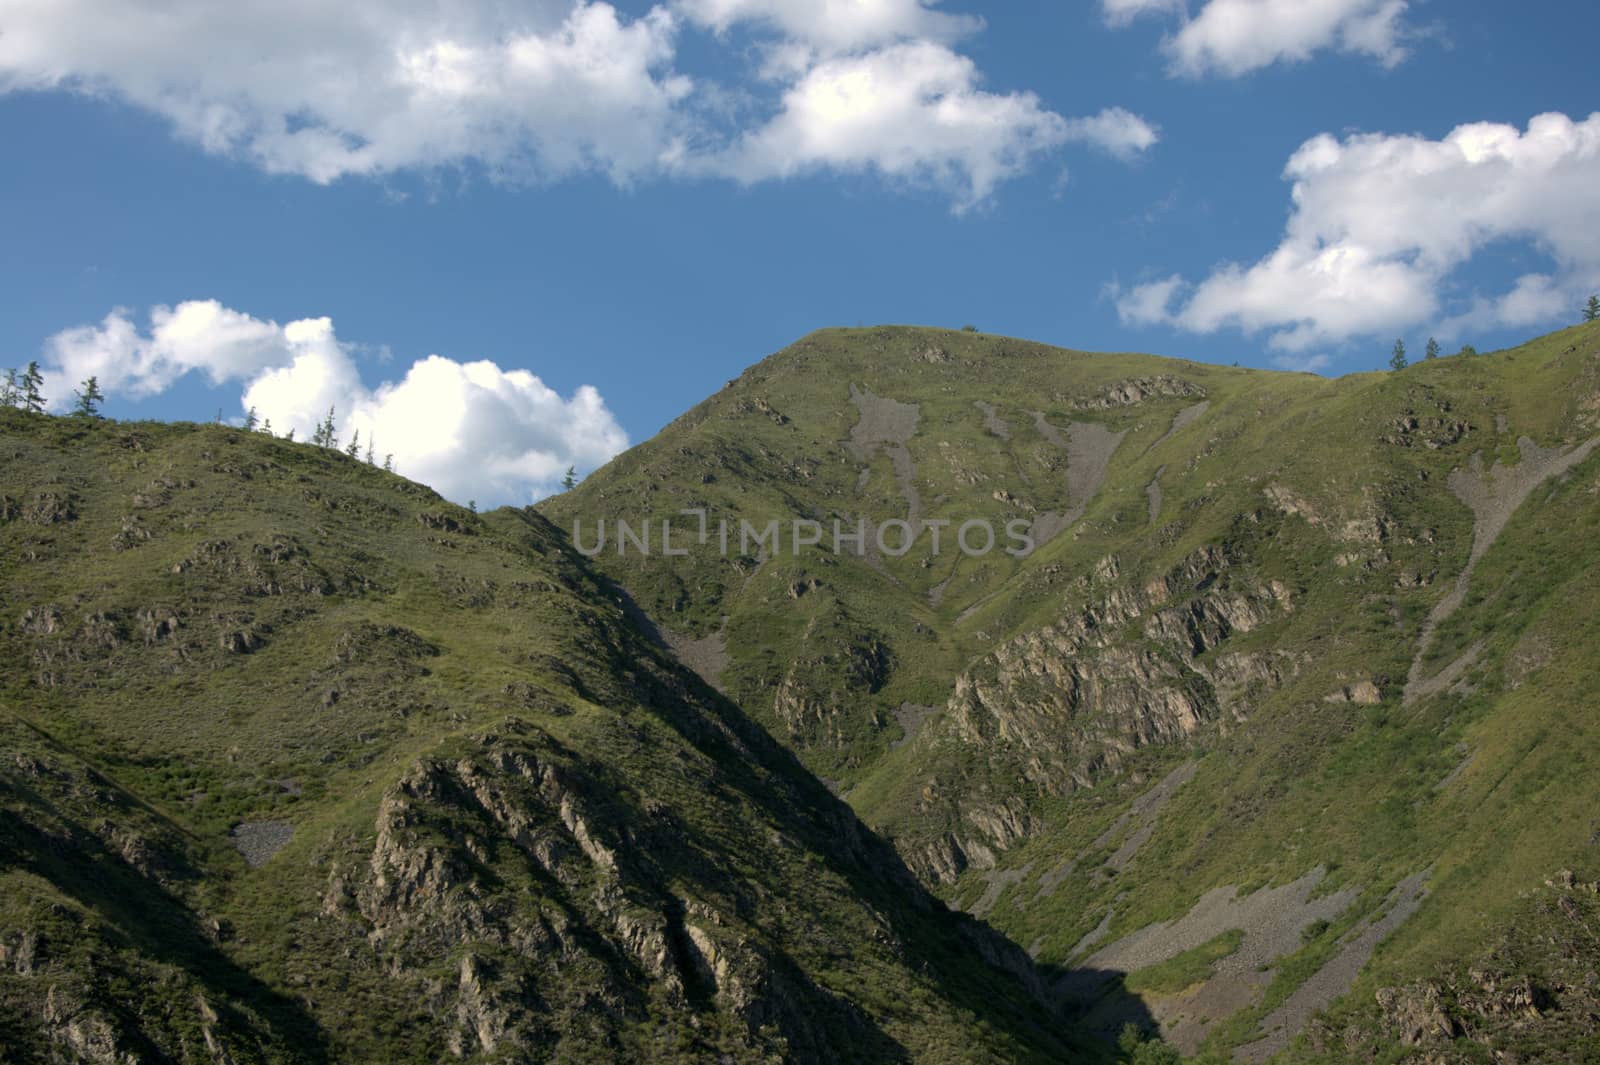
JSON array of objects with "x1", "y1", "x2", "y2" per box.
[
  {"x1": 4, "y1": 319, "x2": 1597, "y2": 1060},
  {"x1": 1124, "y1": 930, "x2": 1245, "y2": 995},
  {"x1": 546, "y1": 319, "x2": 1600, "y2": 1057},
  {"x1": 0, "y1": 409, "x2": 1085, "y2": 1063}
]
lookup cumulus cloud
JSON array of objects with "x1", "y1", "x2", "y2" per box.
[
  {"x1": 713, "y1": 43, "x2": 1153, "y2": 208},
  {"x1": 1062, "y1": 107, "x2": 1161, "y2": 161},
  {"x1": 1115, "y1": 112, "x2": 1600, "y2": 351},
  {"x1": 45, "y1": 301, "x2": 302, "y2": 398},
  {"x1": 0, "y1": 0, "x2": 1154, "y2": 207},
  {"x1": 41, "y1": 302, "x2": 628, "y2": 504},
  {"x1": 1109, "y1": 275, "x2": 1185, "y2": 325},
  {"x1": 0, "y1": 2, "x2": 692, "y2": 184},
  {"x1": 1105, "y1": 0, "x2": 1412, "y2": 77}
]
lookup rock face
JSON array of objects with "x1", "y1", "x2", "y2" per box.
[
  {"x1": 768, "y1": 607, "x2": 894, "y2": 757},
  {"x1": 325, "y1": 728, "x2": 808, "y2": 1058},
  {"x1": 906, "y1": 545, "x2": 1296, "y2": 882},
  {"x1": 313, "y1": 716, "x2": 1058, "y2": 1062},
  {"x1": 1072, "y1": 376, "x2": 1206, "y2": 411}
]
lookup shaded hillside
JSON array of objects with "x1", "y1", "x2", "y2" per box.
[
  {"x1": 544, "y1": 321, "x2": 1600, "y2": 1060},
  {"x1": 0, "y1": 410, "x2": 1084, "y2": 1063}
]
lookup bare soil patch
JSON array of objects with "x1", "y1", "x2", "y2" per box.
[
  {"x1": 231, "y1": 820, "x2": 294, "y2": 868},
  {"x1": 1236, "y1": 871, "x2": 1429, "y2": 1062}
]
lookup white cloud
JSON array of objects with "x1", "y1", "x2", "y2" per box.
[
  {"x1": 0, "y1": 1, "x2": 691, "y2": 184},
  {"x1": 1101, "y1": 0, "x2": 1185, "y2": 28},
  {"x1": 676, "y1": 0, "x2": 980, "y2": 54},
  {"x1": 1105, "y1": 0, "x2": 1413, "y2": 77},
  {"x1": 714, "y1": 42, "x2": 1152, "y2": 209},
  {"x1": 0, "y1": 0, "x2": 1153, "y2": 207},
  {"x1": 41, "y1": 302, "x2": 628, "y2": 504},
  {"x1": 1062, "y1": 107, "x2": 1161, "y2": 161},
  {"x1": 45, "y1": 301, "x2": 314, "y2": 398},
  {"x1": 1116, "y1": 112, "x2": 1600, "y2": 350},
  {"x1": 1110, "y1": 275, "x2": 1185, "y2": 325}
]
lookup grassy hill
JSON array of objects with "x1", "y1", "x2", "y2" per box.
[
  {"x1": 543, "y1": 321, "x2": 1600, "y2": 1061},
  {"x1": 0, "y1": 410, "x2": 1085, "y2": 1063}
]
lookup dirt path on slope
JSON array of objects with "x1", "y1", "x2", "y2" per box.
[
  {"x1": 970, "y1": 864, "x2": 1033, "y2": 919},
  {"x1": 1071, "y1": 871, "x2": 1356, "y2": 980},
  {"x1": 1405, "y1": 436, "x2": 1600, "y2": 703}
]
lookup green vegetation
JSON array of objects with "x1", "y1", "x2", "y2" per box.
[
  {"x1": 550, "y1": 319, "x2": 1600, "y2": 1059},
  {"x1": 1124, "y1": 931, "x2": 1245, "y2": 995},
  {"x1": 0, "y1": 409, "x2": 1080, "y2": 1063},
  {"x1": 5, "y1": 317, "x2": 1599, "y2": 1061},
  {"x1": 1118, "y1": 1025, "x2": 1183, "y2": 1065},
  {"x1": 70, "y1": 376, "x2": 104, "y2": 418}
]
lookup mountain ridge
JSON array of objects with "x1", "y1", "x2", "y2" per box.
[
  {"x1": 0, "y1": 408, "x2": 1086, "y2": 1063},
  {"x1": 545, "y1": 320, "x2": 1600, "y2": 1060}
]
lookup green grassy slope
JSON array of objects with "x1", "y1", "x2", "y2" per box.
[
  {"x1": 0, "y1": 411, "x2": 1084, "y2": 1063},
  {"x1": 545, "y1": 321, "x2": 1600, "y2": 1060}
]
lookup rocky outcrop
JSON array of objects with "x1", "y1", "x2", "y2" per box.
[
  {"x1": 322, "y1": 722, "x2": 917, "y2": 1060},
  {"x1": 905, "y1": 547, "x2": 1295, "y2": 880},
  {"x1": 952, "y1": 547, "x2": 1290, "y2": 785},
  {"x1": 767, "y1": 608, "x2": 893, "y2": 757},
  {"x1": 1324, "y1": 680, "x2": 1383, "y2": 705},
  {"x1": 1073, "y1": 376, "x2": 1206, "y2": 411},
  {"x1": 1307, "y1": 871, "x2": 1600, "y2": 1062}
]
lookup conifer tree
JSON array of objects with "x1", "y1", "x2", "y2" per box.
[
  {"x1": 1424, "y1": 337, "x2": 1440, "y2": 360},
  {"x1": 243, "y1": 406, "x2": 258, "y2": 431},
  {"x1": 561, "y1": 466, "x2": 577, "y2": 491},
  {"x1": 345, "y1": 429, "x2": 361, "y2": 458},
  {"x1": 365, "y1": 437, "x2": 375, "y2": 464},
  {"x1": 261, "y1": 418, "x2": 273, "y2": 436},
  {"x1": 21, "y1": 362, "x2": 46, "y2": 414},
  {"x1": 1586, "y1": 294, "x2": 1600, "y2": 322},
  {"x1": 71, "y1": 376, "x2": 104, "y2": 417},
  {"x1": 383, "y1": 454, "x2": 393, "y2": 473},
  {"x1": 0, "y1": 368, "x2": 19, "y2": 408},
  {"x1": 1389, "y1": 339, "x2": 1408, "y2": 371},
  {"x1": 313, "y1": 407, "x2": 338, "y2": 448}
]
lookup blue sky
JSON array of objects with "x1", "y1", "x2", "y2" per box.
[{"x1": 2, "y1": 1, "x2": 1597, "y2": 503}]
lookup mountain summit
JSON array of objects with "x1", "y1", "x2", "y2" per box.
[
  {"x1": 545, "y1": 322, "x2": 1600, "y2": 1060},
  {"x1": 5, "y1": 321, "x2": 1600, "y2": 1062}
]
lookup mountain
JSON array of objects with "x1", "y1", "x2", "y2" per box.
[
  {"x1": 542, "y1": 322, "x2": 1600, "y2": 1061},
  {"x1": 0, "y1": 410, "x2": 1085, "y2": 1063}
]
